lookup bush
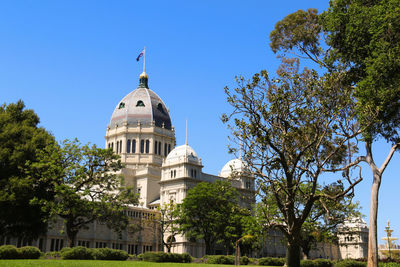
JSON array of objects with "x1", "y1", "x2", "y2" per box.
[
  {"x1": 335, "y1": 260, "x2": 367, "y2": 267},
  {"x1": 137, "y1": 253, "x2": 144, "y2": 261},
  {"x1": 259, "y1": 257, "x2": 286, "y2": 266},
  {"x1": 0, "y1": 245, "x2": 20, "y2": 259},
  {"x1": 379, "y1": 263, "x2": 400, "y2": 267},
  {"x1": 19, "y1": 246, "x2": 41, "y2": 259},
  {"x1": 141, "y1": 252, "x2": 192, "y2": 263},
  {"x1": 301, "y1": 259, "x2": 334, "y2": 267},
  {"x1": 93, "y1": 248, "x2": 129, "y2": 260},
  {"x1": 241, "y1": 255, "x2": 250, "y2": 265},
  {"x1": 205, "y1": 255, "x2": 235, "y2": 265},
  {"x1": 61, "y1": 246, "x2": 94, "y2": 260}
]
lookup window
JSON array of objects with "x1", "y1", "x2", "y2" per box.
[
  {"x1": 116, "y1": 141, "x2": 119, "y2": 154},
  {"x1": 171, "y1": 170, "x2": 173, "y2": 178},
  {"x1": 174, "y1": 170, "x2": 176, "y2": 178},
  {"x1": 111, "y1": 142, "x2": 114, "y2": 151},
  {"x1": 136, "y1": 100, "x2": 145, "y2": 107},
  {"x1": 118, "y1": 102, "x2": 125, "y2": 109},
  {"x1": 168, "y1": 144, "x2": 171, "y2": 154},
  {"x1": 190, "y1": 169, "x2": 193, "y2": 178},
  {"x1": 157, "y1": 103, "x2": 165, "y2": 114},
  {"x1": 145, "y1": 140, "x2": 149, "y2": 153},
  {"x1": 167, "y1": 236, "x2": 176, "y2": 243},
  {"x1": 119, "y1": 140, "x2": 122, "y2": 153},
  {"x1": 95, "y1": 242, "x2": 107, "y2": 248},
  {"x1": 132, "y1": 139, "x2": 136, "y2": 153},
  {"x1": 78, "y1": 240, "x2": 90, "y2": 248},
  {"x1": 127, "y1": 140, "x2": 131, "y2": 153},
  {"x1": 194, "y1": 170, "x2": 197, "y2": 178},
  {"x1": 108, "y1": 143, "x2": 110, "y2": 149},
  {"x1": 50, "y1": 238, "x2": 64, "y2": 251},
  {"x1": 154, "y1": 141, "x2": 158, "y2": 154},
  {"x1": 158, "y1": 142, "x2": 161, "y2": 155},
  {"x1": 140, "y1": 140, "x2": 145, "y2": 153},
  {"x1": 164, "y1": 143, "x2": 168, "y2": 156}
]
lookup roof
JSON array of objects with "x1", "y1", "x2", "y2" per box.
[
  {"x1": 220, "y1": 158, "x2": 248, "y2": 178},
  {"x1": 165, "y1": 144, "x2": 201, "y2": 165},
  {"x1": 109, "y1": 86, "x2": 172, "y2": 129}
]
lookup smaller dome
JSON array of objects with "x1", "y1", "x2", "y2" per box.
[
  {"x1": 165, "y1": 144, "x2": 201, "y2": 165},
  {"x1": 220, "y1": 158, "x2": 248, "y2": 178},
  {"x1": 139, "y1": 71, "x2": 148, "y2": 78}
]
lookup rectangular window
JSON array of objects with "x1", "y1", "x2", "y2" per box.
[
  {"x1": 158, "y1": 142, "x2": 161, "y2": 155},
  {"x1": 120, "y1": 140, "x2": 122, "y2": 153},
  {"x1": 164, "y1": 143, "x2": 168, "y2": 156},
  {"x1": 145, "y1": 140, "x2": 150, "y2": 153},
  {"x1": 38, "y1": 238, "x2": 43, "y2": 251},
  {"x1": 127, "y1": 139, "x2": 131, "y2": 153},
  {"x1": 168, "y1": 144, "x2": 171, "y2": 154},
  {"x1": 132, "y1": 140, "x2": 136, "y2": 153},
  {"x1": 140, "y1": 140, "x2": 144, "y2": 153},
  {"x1": 50, "y1": 239, "x2": 55, "y2": 251},
  {"x1": 116, "y1": 141, "x2": 119, "y2": 153},
  {"x1": 154, "y1": 141, "x2": 158, "y2": 154}
]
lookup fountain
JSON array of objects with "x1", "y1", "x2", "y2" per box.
[{"x1": 379, "y1": 221, "x2": 400, "y2": 259}]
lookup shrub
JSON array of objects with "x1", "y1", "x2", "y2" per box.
[
  {"x1": 0, "y1": 245, "x2": 20, "y2": 259},
  {"x1": 379, "y1": 263, "x2": 400, "y2": 267},
  {"x1": 61, "y1": 246, "x2": 94, "y2": 260},
  {"x1": 240, "y1": 255, "x2": 250, "y2": 265},
  {"x1": 206, "y1": 255, "x2": 235, "y2": 265},
  {"x1": 335, "y1": 260, "x2": 367, "y2": 267},
  {"x1": 259, "y1": 257, "x2": 286, "y2": 266},
  {"x1": 18, "y1": 246, "x2": 41, "y2": 259},
  {"x1": 141, "y1": 252, "x2": 192, "y2": 263},
  {"x1": 93, "y1": 248, "x2": 129, "y2": 260},
  {"x1": 137, "y1": 253, "x2": 144, "y2": 261}
]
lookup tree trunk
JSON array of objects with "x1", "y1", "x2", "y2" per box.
[
  {"x1": 286, "y1": 242, "x2": 301, "y2": 267},
  {"x1": 367, "y1": 171, "x2": 381, "y2": 267},
  {"x1": 66, "y1": 221, "x2": 78, "y2": 247}
]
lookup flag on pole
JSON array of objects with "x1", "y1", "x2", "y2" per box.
[{"x1": 136, "y1": 49, "x2": 145, "y2": 61}]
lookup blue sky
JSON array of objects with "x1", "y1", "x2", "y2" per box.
[{"x1": 1, "y1": 0, "x2": 399, "y2": 242}]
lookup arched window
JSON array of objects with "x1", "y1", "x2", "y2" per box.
[
  {"x1": 108, "y1": 143, "x2": 110, "y2": 149},
  {"x1": 168, "y1": 144, "x2": 171, "y2": 154},
  {"x1": 145, "y1": 140, "x2": 150, "y2": 153},
  {"x1": 174, "y1": 170, "x2": 176, "y2": 178},
  {"x1": 194, "y1": 170, "x2": 197, "y2": 178},
  {"x1": 190, "y1": 169, "x2": 193, "y2": 178},
  {"x1": 127, "y1": 140, "x2": 131, "y2": 153},
  {"x1": 158, "y1": 142, "x2": 161, "y2": 155},
  {"x1": 164, "y1": 143, "x2": 168, "y2": 156},
  {"x1": 116, "y1": 141, "x2": 119, "y2": 154},
  {"x1": 154, "y1": 141, "x2": 158, "y2": 154},
  {"x1": 119, "y1": 140, "x2": 122, "y2": 153},
  {"x1": 157, "y1": 103, "x2": 165, "y2": 114},
  {"x1": 140, "y1": 140, "x2": 145, "y2": 153},
  {"x1": 136, "y1": 100, "x2": 145, "y2": 107},
  {"x1": 118, "y1": 102, "x2": 125, "y2": 109},
  {"x1": 171, "y1": 170, "x2": 173, "y2": 178},
  {"x1": 111, "y1": 142, "x2": 114, "y2": 151},
  {"x1": 132, "y1": 139, "x2": 136, "y2": 153}
]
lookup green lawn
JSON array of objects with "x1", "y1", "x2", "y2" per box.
[{"x1": 0, "y1": 260, "x2": 236, "y2": 267}]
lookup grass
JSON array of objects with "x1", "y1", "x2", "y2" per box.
[{"x1": 0, "y1": 260, "x2": 236, "y2": 267}]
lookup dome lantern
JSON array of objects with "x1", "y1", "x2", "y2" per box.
[{"x1": 139, "y1": 71, "x2": 149, "y2": 88}]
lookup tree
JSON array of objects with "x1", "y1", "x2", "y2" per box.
[
  {"x1": 222, "y1": 58, "x2": 363, "y2": 267},
  {"x1": 0, "y1": 100, "x2": 56, "y2": 241},
  {"x1": 270, "y1": 4, "x2": 400, "y2": 266},
  {"x1": 30, "y1": 139, "x2": 138, "y2": 247},
  {"x1": 156, "y1": 200, "x2": 179, "y2": 252},
  {"x1": 177, "y1": 180, "x2": 245, "y2": 255}
]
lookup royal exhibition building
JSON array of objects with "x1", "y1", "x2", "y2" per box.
[{"x1": 1, "y1": 71, "x2": 370, "y2": 260}]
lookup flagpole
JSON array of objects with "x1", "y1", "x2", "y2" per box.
[{"x1": 143, "y1": 46, "x2": 146, "y2": 73}]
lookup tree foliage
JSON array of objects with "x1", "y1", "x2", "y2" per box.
[
  {"x1": 269, "y1": 3, "x2": 400, "y2": 267},
  {"x1": 156, "y1": 200, "x2": 179, "y2": 253},
  {"x1": 222, "y1": 58, "x2": 362, "y2": 267},
  {"x1": 0, "y1": 100, "x2": 56, "y2": 240},
  {"x1": 29, "y1": 139, "x2": 138, "y2": 247},
  {"x1": 177, "y1": 180, "x2": 249, "y2": 255}
]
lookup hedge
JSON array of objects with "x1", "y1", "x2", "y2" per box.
[
  {"x1": 259, "y1": 257, "x2": 286, "y2": 266},
  {"x1": 92, "y1": 247, "x2": 129, "y2": 260},
  {"x1": 141, "y1": 251, "x2": 192, "y2": 263},
  {"x1": 335, "y1": 260, "x2": 367, "y2": 267},
  {"x1": 61, "y1": 246, "x2": 95, "y2": 260}
]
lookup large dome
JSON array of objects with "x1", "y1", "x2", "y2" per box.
[
  {"x1": 220, "y1": 158, "x2": 248, "y2": 178},
  {"x1": 109, "y1": 81, "x2": 172, "y2": 129},
  {"x1": 165, "y1": 144, "x2": 201, "y2": 164}
]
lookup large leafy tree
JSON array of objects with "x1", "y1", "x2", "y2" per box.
[
  {"x1": 156, "y1": 200, "x2": 179, "y2": 253},
  {"x1": 222, "y1": 58, "x2": 362, "y2": 267},
  {"x1": 270, "y1": 3, "x2": 400, "y2": 266},
  {"x1": 0, "y1": 100, "x2": 56, "y2": 241},
  {"x1": 30, "y1": 139, "x2": 138, "y2": 247},
  {"x1": 177, "y1": 180, "x2": 247, "y2": 255}
]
